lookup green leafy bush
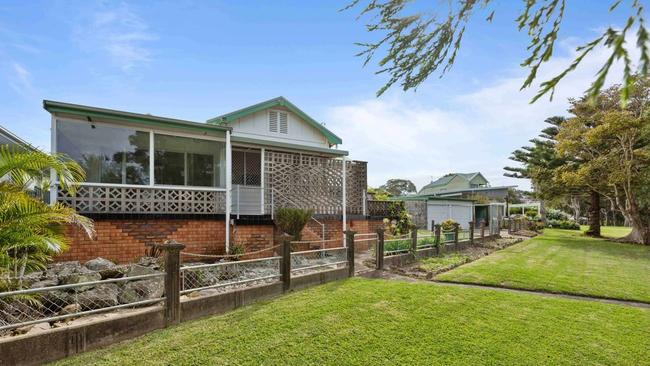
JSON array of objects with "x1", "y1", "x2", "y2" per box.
[
  {"x1": 546, "y1": 208, "x2": 571, "y2": 221},
  {"x1": 547, "y1": 219, "x2": 580, "y2": 230},
  {"x1": 382, "y1": 202, "x2": 413, "y2": 235},
  {"x1": 440, "y1": 219, "x2": 458, "y2": 231},
  {"x1": 274, "y1": 208, "x2": 314, "y2": 240}
]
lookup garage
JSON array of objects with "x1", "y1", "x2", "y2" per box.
[{"x1": 426, "y1": 199, "x2": 474, "y2": 230}]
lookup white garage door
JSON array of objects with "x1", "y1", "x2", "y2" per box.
[{"x1": 427, "y1": 201, "x2": 473, "y2": 230}]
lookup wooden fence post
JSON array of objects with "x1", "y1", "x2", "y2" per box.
[
  {"x1": 375, "y1": 229, "x2": 384, "y2": 270},
  {"x1": 160, "y1": 240, "x2": 185, "y2": 327},
  {"x1": 411, "y1": 227, "x2": 418, "y2": 255},
  {"x1": 281, "y1": 235, "x2": 291, "y2": 292},
  {"x1": 430, "y1": 220, "x2": 435, "y2": 234},
  {"x1": 453, "y1": 223, "x2": 459, "y2": 245},
  {"x1": 434, "y1": 224, "x2": 442, "y2": 255},
  {"x1": 480, "y1": 220, "x2": 486, "y2": 243},
  {"x1": 469, "y1": 221, "x2": 474, "y2": 245},
  {"x1": 345, "y1": 230, "x2": 356, "y2": 277}
]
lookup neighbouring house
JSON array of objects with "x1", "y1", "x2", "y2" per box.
[
  {"x1": 45, "y1": 97, "x2": 381, "y2": 263},
  {"x1": 400, "y1": 172, "x2": 511, "y2": 231},
  {"x1": 418, "y1": 172, "x2": 514, "y2": 201},
  {"x1": 0, "y1": 125, "x2": 37, "y2": 151}
]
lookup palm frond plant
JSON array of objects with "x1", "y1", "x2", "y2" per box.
[{"x1": 0, "y1": 146, "x2": 94, "y2": 289}]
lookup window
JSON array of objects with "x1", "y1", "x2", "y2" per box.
[
  {"x1": 232, "y1": 150, "x2": 261, "y2": 186},
  {"x1": 154, "y1": 134, "x2": 226, "y2": 188},
  {"x1": 269, "y1": 111, "x2": 278, "y2": 133},
  {"x1": 56, "y1": 120, "x2": 150, "y2": 185},
  {"x1": 269, "y1": 110, "x2": 288, "y2": 134}
]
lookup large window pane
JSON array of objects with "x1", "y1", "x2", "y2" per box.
[
  {"x1": 56, "y1": 120, "x2": 150, "y2": 185},
  {"x1": 154, "y1": 134, "x2": 225, "y2": 188}
]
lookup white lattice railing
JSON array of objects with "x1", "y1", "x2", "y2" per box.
[{"x1": 58, "y1": 184, "x2": 227, "y2": 214}]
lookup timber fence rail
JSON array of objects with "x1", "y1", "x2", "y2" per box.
[{"x1": 374, "y1": 221, "x2": 502, "y2": 269}]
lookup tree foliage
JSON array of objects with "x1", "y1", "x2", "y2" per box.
[
  {"x1": 506, "y1": 76, "x2": 650, "y2": 244},
  {"x1": 346, "y1": 0, "x2": 649, "y2": 104},
  {"x1": 0, "y1": 146, "x2": 94, "y2": 286},
  {"x1": 379, "y1": 178, "x2": 417, "y2": 196}
]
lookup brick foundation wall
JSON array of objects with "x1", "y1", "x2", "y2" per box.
[{"x1": 58, "y1": 218, "x2": 384, "y2": 264}]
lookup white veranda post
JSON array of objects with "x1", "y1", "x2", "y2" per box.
[
  {"x1": 342, "y1": 157, "x2": 347, "y2": 246},
  {"x1": 225, "y1": 130, "x2": 232, "y2": 253}
]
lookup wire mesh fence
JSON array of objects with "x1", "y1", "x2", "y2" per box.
[
  {"x1": 458, "y1": 229, "x2": 471, "y2": 241},
  {"x1": 180, "y1": 257, "x2": 281, "y2": 295},
  {"x1": 290, "y1": 247, "x2": 347, "y2": 274},
  {"x1": 441, "y1": 230, "x2": 456, "y2": 244},
  {"x1": 384, "y1": 233, "x2": 412, "y2": 256},
  {"x1": 416, "y1": 233, "x2": 437, "y2": 249},
  {"x1": 0, "y1": 272, "x2": 165, "y2": 332}
]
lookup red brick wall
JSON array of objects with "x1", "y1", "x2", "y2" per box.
[
  {"x1": 59, "y1": 219, "x2": 275, "y2": 264},
  {"x1": 58, "y1": 218, "x2": 384, "y2": 264}
]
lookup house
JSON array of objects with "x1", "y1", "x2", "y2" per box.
[
  {"x1": 0, "y1": 125, "x2": 36, "y2": 151},
  {"x1": 418, "y1": 172, "x2": 515, "y2": 201},
  {"x1": 45, "y1": 97, "x2": 376, "y2": 263},
  {"x1": 400, "y1": 172, "x2": 512, "y2": 231}
]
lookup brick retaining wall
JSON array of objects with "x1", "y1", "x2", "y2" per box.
[{"x1": 58, "y1": 218, "x2": 384, "y2": 264}]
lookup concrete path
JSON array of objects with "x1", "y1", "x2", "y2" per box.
[{"x1": 358, "y1": 270, "x2": 650, "y2": 309}]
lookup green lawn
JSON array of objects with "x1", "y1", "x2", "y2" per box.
[
  {"x1": 53, "y1": 278, "x2": 649, "y2": 366},
  {"x1": 580, "y1": 225, "x2": 632, "y2": 238},
  {"x1": 437, "y1": 229, "x2": 650, "y2": 302}
]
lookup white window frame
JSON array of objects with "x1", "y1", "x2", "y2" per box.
[{"x1": 53, "y1": 117, "x2": 227, "y2": 192}]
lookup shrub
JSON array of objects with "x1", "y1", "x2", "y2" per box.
[
  {"x1": 547, "y1": 219, "x2": 580, "y2": 230},
  {"x1": 274, "y1": 208, "x2": 314, "y2": 240},
  {"x1": 383, "y1": 202, "x2": 413, "y2": 235},
  {"x1": 545, "y1": 208, "x2": 571, "y2": 221},
  {"x1": 229, "y1": 243, "x2": 245, "y2": 256},
  {"x1": 440, "y1": 219, "x2": 458, "y2": 231}
]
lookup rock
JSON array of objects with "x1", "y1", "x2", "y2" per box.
[
  {"x1": 118, "y1": 278, "x2": 164, "y2": 304},
  {"x1": 84, "y1": 257, "x2": 114, "y2": 271},
  {"x1": 123, "y1": 264, "x2": 160, "y2": 278},
  {"x1": 58, "y1": 303, "x2": 82, "y2": 316},
  {"x1": 138, "y1": 256, "x2": 162, "y2": 269},
  {"x1": 76, "y1": 284, "x2": 119, "y2": 310},
  {"x1": 30, "y1": 279, "x2": 59, "y2": 289},
  {"x1": 25, "y1": 322, "x2": 51, "y2": 336},
  {"x1": 59, "y1": 269, "x2": 102, "y2": 292},
  {"x1": 40, "y1": 290, "x2": 73, "y2": 313},
  {"x1": 48, "y1": 261, "x2": 82, "y2": 278}
]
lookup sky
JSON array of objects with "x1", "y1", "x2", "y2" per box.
[{"x1": 0, "y1": 0, "x2": 638, "y2": 191}]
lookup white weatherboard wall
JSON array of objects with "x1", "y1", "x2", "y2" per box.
[
  {"x1": 229, "y1": 109, "x2": 329, "y2": 148},
  {"x1": 427, "y1": 200, "x2": 474, "y2": 230}
]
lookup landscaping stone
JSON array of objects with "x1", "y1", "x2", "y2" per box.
[
  {"x1": 123, "y1": 264, "x2": 160, "y2": 278},
  {"x1": 58, "y1": 303, "x2": 82, "y2": 316},
  {"x1": 75, "y1": 284, "x2": 119, "y2": 310},
  {"x1": 118, "y1": 278, "x2": 164, "y2": 304},
  {"x1": 30, "y1": 279, "x2": 58, "y2": 289},
  {"x1": 138, "y1": 256, "x2": 162, "y2": 269},
  {"x1": 24, "y1": 322, "x2": 51, "y2": 336},
  {"x1": 59, "y1": 269, "x2": 102, "y2": 292},
  {"x1": 84, "y1": 257, "x2": 115, "y2": 271}
]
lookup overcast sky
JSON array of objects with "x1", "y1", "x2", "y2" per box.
[{"x1": 0, "y1": 1, "x2": 635, "y2": 191}]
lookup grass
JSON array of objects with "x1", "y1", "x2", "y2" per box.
[
  {"x1": 437, "y1": 228, "x2": 650, "y2": 302},
  {"x1": 580, "y1": 225, "x2": 632, "y2": 238},
  {"x1": 418, "y1": 253, "x2": 470, "y2": 272},
  {"x1": 53, "y1": 278, "x2": 650, "y2": 366}
]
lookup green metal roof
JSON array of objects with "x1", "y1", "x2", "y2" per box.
[
  {"x1": 231, "y1": 135, "x2": 348, "y2": 156},
  {"x1": 207, "y1": 96, "x2": 343, "y2": 146},
  {"x1": 419, "y1": 172, "x2": 486, "y2": 193},
  {"x1": 390, "y1": 194, "x2": 474, "y2": 202},
  {"x1": 44, "y1": 100, "x2": 231, "y2": 135}
]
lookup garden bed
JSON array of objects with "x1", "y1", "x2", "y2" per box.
[{"x1": 391, "y1": 236, "x2": 524, "y2": 280}]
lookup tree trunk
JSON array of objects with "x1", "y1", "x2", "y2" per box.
[
  {"x1": 621, "y1": 226, "x2": 650, "y2": 245},
  {"x1": 585, "y1": 190, "x2": 601, "y2": 237}
]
